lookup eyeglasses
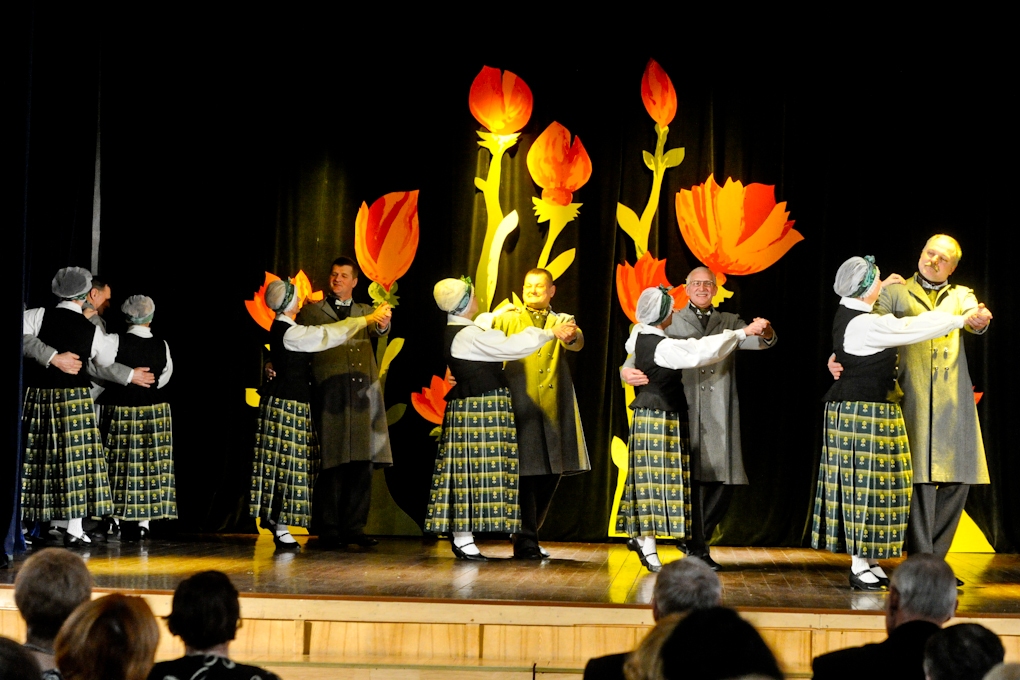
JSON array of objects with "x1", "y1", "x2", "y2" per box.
[{"x1": 687, "y1": 280, "x2": 716, "y2": 288}]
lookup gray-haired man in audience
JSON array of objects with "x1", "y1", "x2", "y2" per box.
[
  {"x1": 583, "y1": 557, "x2": 721, "y2": 680},
  {"x1": 812, "y1": 554, "x2": 958, "y2": 680}
]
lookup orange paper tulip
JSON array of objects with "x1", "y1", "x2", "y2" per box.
[
  {"x1": 641, "y1": 59, "x2": 677, "y2": 128},
  {"x1": 245, "y1": 271, "x2": 324, "y2": 331},
  {"x1": 411, "y1": 370, "x2": 454, "y2": 425},
  {"x1": 527, "y1": 122, "x2": 592, "y2": 206},
  {"x1": 354, "y1": 190, "x2": 420, "y2": 292},
  {"x1": 675, "y1": 175, "x2": 803, "y2": 276},
  {"x1": 469, "y1": 66, "x2": 534, "y2": 134},
  {"x1": 616, "y1": 252, "x2": 689, "y2": 324}
]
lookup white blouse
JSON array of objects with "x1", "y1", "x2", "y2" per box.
[
  {"x1": 275, "y1": 314, "x2": 368, "y2": 353},
  {"x1": 447, "y1": 315, "x2": 554, "y2": 362},
  {"x1": 624, "y1": 323, "x2": 747, "y2": 370},
  {"x1": 840, "y1": 297, "x2": 965, "y2": 357},
  {"x1": 23, "y1": 302, "x2": 119, "y2": 368}
]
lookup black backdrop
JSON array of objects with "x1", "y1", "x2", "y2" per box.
[{"x1": 5, "y1": 7, "x2": 1018, "y2": 551}]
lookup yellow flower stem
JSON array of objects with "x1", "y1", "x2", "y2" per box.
[
  {"x1": 635, "y1": 124, "x2": 670, "y2": 258},
  {"x1": 537, "y1": 211, "x2": 573, "y2": 269},
  {"x1": 473, "y1": 134, "x2": 518, "y2": 313}
]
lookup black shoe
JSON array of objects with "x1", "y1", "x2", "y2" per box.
[
  {"x1": 120, "y1": 522, "x2": 142, "y2": 543},
  {"x1": 513, "y1": 545, "x2": 546, "y2": 560},
  {"x1": 342, "y1": 534, "x2": 379, "y2": 548},
  {"x1": 638, "y1": 551, "x2": 661, "y2": 573},
  {"x1": 957, "y1": 577, "x2": 965, "y2": 587},
  {"x1": 691, "y1": 552, "x2": 722, "y2": 571},
  {"x1": 869, "y1": 568, "x2": 890, "y2": 588},
  {"x1": 626, "y1": 537, "x2": 641, "y2": 554},
  {"x1": 450, "y1": 538, "x2": 488, "y2": 561},
  {"x1": 273, "y1": 534, "x2": 302, "y2": 551},
  {"x1": 63, "y1": 532, "x2": 92, "y2": 548},
  {"x1": 849, "y1": 569, "x2": 885, "y2": 591},
  {"x1": 316, "y1": 535, "x2": 343, "y2": 550}
]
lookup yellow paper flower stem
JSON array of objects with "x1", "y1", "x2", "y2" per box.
[
  {"x1": 473, "y1": 132, "x2": 520, "y2": 312},
  {"x1": 635, "y1": 124, "x2": 670, "y2": 258}
]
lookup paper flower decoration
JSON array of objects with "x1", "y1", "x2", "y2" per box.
[
  {"x1": 469, "y1": 66, "x2": 534, "y2": 134},
  {"x1": 527, "y1": 122, "x2": 592, "y2": 206},
  {"x1": 355, "y1": 190, "x2": 419, "y2": 293},
  {"x1": 641, "y1": 59, "x2": 677, "y2": 128},
  {"x1": 675, "y1": 174, "x2": 803, "y2": 276},
  {"x1": 245, "y1": 271, "x2": 323, "y2": 331},
  {"x1": 412, "y1": 369, "x2": 453, "y2": 427},
  {"x1": 615, "y1": 252, "x2": 690, "y2": 324}
]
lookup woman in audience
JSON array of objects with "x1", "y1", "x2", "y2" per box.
[
  {"x1": 54, "y1": 594, "x2": 159, "y2": 680},
  {"x1": 149, "y1": 571, "x2": 278, "y2": 680},
  {"x1": 0, "y1": 637, "x2": 44, "y2": 680},
  {"x1": 659, "y1": 607, "x2": 782, "y2": 680}
]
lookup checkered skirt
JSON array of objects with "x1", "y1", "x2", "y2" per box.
[
  {"x1": 21, "y1": 387, "x2": 113, "y2": 520},
  {"x1": 101, "y1": 403, "x2": 177, "y2": 521},
  {"x1": 615, "y1": 408, "x2": 691, "y2": 539},
  {"x1": 250, "y1": 396, "x2": 318, "y2": 528},
  {"x1": 424, "y1": 387, "x2": 521, "y2": 535},
  {"x1": 811, "y1": 400, "x2": 913, "y2": 559}
]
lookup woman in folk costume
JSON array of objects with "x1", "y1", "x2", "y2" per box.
[
  {"x1": 811, "y1": 256, "x2": 980, "y2": 590},
  {"x1": 95, "y1": 295, "x2": 175, "y2": 541},
  {"x1": 424, "y1": 277, "x2": 577, "y2": 560},
  {"x1": 250, "y1": 279, "x2": 391, "y2": 549},
  {"x1": 21, "y1": 267, "x2": 119, "y2": 546},
  {"x1": 617, "y1": 286, "x2": 768, "y2": 572}
]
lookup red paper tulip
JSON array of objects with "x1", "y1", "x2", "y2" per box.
[
  {"x1": 641, "y1": 59, "x2": 677, "y2": 128},
  {"x1": 469, "y1": 66, "x2": 534, "y2": 134},
  {"x1": 676, "y1": 175, "x2": 803, "y2": 276},
  {"x1": 411, "y1": 369, "x2": 454, "y2": 425},
  {"x1": 616, "y1": 252, "x2": 689, "y2": 324},
  {"x1": 354, "y1": 190, "x2": 419, "y2": 292},
  {"x1": 527, "y1": 122, "x2": 592, "y2": 206},
  {"x1": 244, "y1": 271, "x2": 323, "y2": 331}
]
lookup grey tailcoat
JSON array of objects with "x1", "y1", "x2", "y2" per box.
[
  {"x1": 491, "y1": 308, "x2": 590, "y2": 477},
  {"x1": 296, "y1": 299, "x2": 393, "y2": 470},
  {"x1": 665, "y1": 308, "x2": 775, "y2": 484},
  {"x1": 874, "y1": 276, "x2": 988, "y2": 484}
]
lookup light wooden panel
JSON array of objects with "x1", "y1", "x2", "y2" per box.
[
  {"x1": 308, "y1": 622, "x2": 476, "y2": 659},
  {"x1": 0, "y1": 610, "x2": 27, "y2": 639}
]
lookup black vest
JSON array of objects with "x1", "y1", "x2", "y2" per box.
[
  {"x1": 443, "y1": 324, "x2": 507, "y2": 400},
  {"x1": 630, "y1": 334, "x2": 687, "y2": 412},
  {"x1": 259, "y1": 319, "x2": 313, "y2": 402},
  {"x1": 99, "y1": 333, "x2": 168, "y2": 406},
  {"x1": 26, "y1": 307, "x2": 95, "y2": 389},
  {"x1": 823, "y1": 306, "x2": 898, "y2": 403}
]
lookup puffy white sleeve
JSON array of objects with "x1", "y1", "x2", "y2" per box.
[
  {"x1": 451, "y1": 325, "x2": 554, "y2": 362},
  {"x1": 157, "y1": 341, "x2": 174, "y2": 388},
  {"x1": 653, "y1": 329, "x2": 747, "y2": 370},
  {"x1": 844, "y1": 311, "x2": 965, "y2": 356},
  {"x1": 23, "y1": 308, "x2": 45, "y2": 336},
  {"x1": 282, "y1": 317, "x2": 368, "y2": 353},
  {"x1": 91, "y1": 328, "x2": 120, "y2": 367}
]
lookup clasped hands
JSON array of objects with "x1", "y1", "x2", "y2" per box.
[
  {"x1": 964, "y1": 303, "x2": 992, "y2": 331},
  {"x1": 50, "y1": 351, "x2": 154, "y2": 387},
  {"x1": 552, "y1": 320, "x2": 578, "y2": 343},
  {"x1": 369, "y1": 302, "x2": 393, "y2": 328}
]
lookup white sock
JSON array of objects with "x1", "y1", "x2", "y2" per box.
[
  {"x1": 851, "y1": 555, "x2": 877, "y2": 582},
  {"x1": 275, "y1": 525, "x2": 296, "y2": 544},
  {"x1": 67, "y1": 518, "x2": 91, "y2": 543},
  {"x1": 52, "y1": 520, "x2": 68, "y2": 529},
  {"x1": 453, "y1": 532, "x2": 480, "y2": 555},
  {"x1": 139, "y1": 520, "x2": 150, "y2": 530},
  {"x1": 869, "y1": 563, "x2": 888, "y2": 579},
  {"x1": 639, "y1": 536, "x2": 658, "y2": 556}
]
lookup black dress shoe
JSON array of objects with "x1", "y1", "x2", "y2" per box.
[
  {"x1": 120, "y1": 522, "x2": 142, "y2": 543},
  {"x1": 342, "y1": 534, "x2": 379, "y2": 548},
  {"x1": 513, "y1": 545, "x2": 546, "y2": 560},
  {"x1": 316, "y1": 536, "x2": 343, "y2": 550},
  {"x1": 638, "y1": 551, "x2": 661, "y2": 573},
  {"x1": 849, "y1": 569, "x2": 885, "y2": 591},
  {"x1": 869, "y1": 568, "x2": 890, "y2": 588},
  {"x1": 691, "y1": 552, "x2": 722, "y2": 571},
  {"x1": 63, "y1": 532, "x2": 92, "y2": 548},
  {"x1": 273, "y1": 534, "x2": 302, "y2": 551},
  {"x1": 450, "y1": 539, "x2": 488, "y2": 561},
  {"x1": 626, "y1": 537, "x2": 641, "y2": 554}
]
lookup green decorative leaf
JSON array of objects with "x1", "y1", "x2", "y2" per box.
[
  {"x1": 368, "y1": 281, "x2": 400, "y2": 308},
  {"x1": 663, "y1": 147, "x2": 686, "y2": 169},
  {"x1": 546, "y1": 249, "x2": 576, "y2": 281},
  {"x1": 429, "y1": 425, "x2": 442, "y2": 440},
  {"x1": 616, "y1": 203, "x2": 642, "y2": 243},
  {"x1": 642, "y1": 150, "x2": 655, "y2": 171},
  {"x1": 474, "y1": 177, "x2": 487, "y2": 192},
  {"x1": 512, "y1": 292, "x2": 524, "y2": 308},
  {"x1": 378, "y1": 337, "x2": 404, "y2": 379},
  {"x1": 386, "y1": 403, "x2": 406, "y2": 426},
  {"x1": 484, "y1": 211, "x2": 519, "y2": 311}
]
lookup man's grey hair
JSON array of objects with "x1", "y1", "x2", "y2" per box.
[
  {"x1": 890, "y1": 554, "x2": 957, "y2": 621},
  {"x1": 685, "y1": 267, "x2": 717, "y2": 286},
  {"x1": 653, "y1": 556, "x2": 722, "y2": 615}
]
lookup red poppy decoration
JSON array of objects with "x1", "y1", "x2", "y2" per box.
[
  {"x1": 468, "y1": 66, "x2": 534, "y2": 134},
  {"x1": 640, "y1": 59, "x2": 677, "y2": 128},
  {"x1": 354, "y1": 190, "x2": 420, "y2": 293},
  {"x1": 527, "y1": 122, "x2": 593, "y2": 206},
  {"x1": 411, "y1": 369, "x2": 454, "y2": 425},
  {"x1": 615, "y1": 252, "x2": 690, "y2": 324}
]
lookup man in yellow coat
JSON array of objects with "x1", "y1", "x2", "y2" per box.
[{"x1": 487, "y1": 269, "x2": 590, "y2": 559}]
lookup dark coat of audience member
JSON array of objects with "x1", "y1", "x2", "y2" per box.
[
  {"x1": 584, "y1": 557, "x2": 722, "y2": 680},
  {"x1": 923, "y1": 623, "x2": 1004, "y2": 680},
  {"x1": 54, "y1": 594, "x2": 159, "y2": 680},
  {"x1": 812, "y1": 554, "x2": 958, "y2": 680},
  {"x1": 13, "y1": 548, "x2": 93, "y2": 678},
  {"x1": 658, "y1": 607, "x2": 783, "y2": 680},
  {"x1": 148, "y1": 571, "x2": 279, "y2": 680},
  {"x1": 0, "y1": 637, "x2": 44, "y2": 680}
]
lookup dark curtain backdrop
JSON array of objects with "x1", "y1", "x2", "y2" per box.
[{"x1": 7, "y1": 8, "x2": 1018, "y2": 550}]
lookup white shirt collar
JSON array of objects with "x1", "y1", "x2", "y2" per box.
[
  {"x1": 840, "y1": 297, "x2": 874, "y2": 312},
  {"x1": 447, "y1": 315, "x2": 475, "y2": 326},
  {"x1": 127, "y1": 325, "x2": 153, "y2": 338},
  {"x1": 275, "y1": 314, "x2": 297, "y2": 326},
  {"x1": 332, "y1": 297, "x2": 353, "y2": 307},
  {"x1": 633, "y1": 323, "x2": 666, "y2": 337},
  {"x1": 56, "y1": 300, "x2": 84, "y2": 314}
]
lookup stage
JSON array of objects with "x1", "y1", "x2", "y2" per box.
[{"x1": 3, "y1": 537, "x2": 1020, "y2": 678}]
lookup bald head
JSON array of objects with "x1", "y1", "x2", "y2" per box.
[{"x1": 685, "y1": 267, "x2": 718, "y2": 310}]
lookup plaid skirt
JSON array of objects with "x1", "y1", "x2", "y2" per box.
[
  {"x1": 615, "y1": 408, "x2": 691, "y2": 539},
  {"x1": 811, "y1": 401, "x2": 912, "y2": 559},
  {"x1": 250, "y1": 396, "x2": 318, "y2": 528},
  {"x1": 101, "y1": 403, "x2": 177, "y2": 521},
  {"x1": 21, "y1": 387, "x2": 114, "y2": 521},
  {"x1": 424, "y1": 387, "x2": 521, "y2": 535}
]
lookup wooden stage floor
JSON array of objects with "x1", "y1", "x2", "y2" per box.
[{"x1": 3, "y1": 535, "x2": 1019, "y2": 615}]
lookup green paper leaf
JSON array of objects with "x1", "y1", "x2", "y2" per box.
[
  {"x1": 616, "y1": 203, "x2": 642, "y2": 243},
  {"x1": 512, "y1": 292, "x2": 524, "y2": 308},
  {"x1": 663, "y1": 147, "x2": 686, "y2": 169},
  {"x1": 429, "y1": 425, "x2": 442, "y2": 440},
  {"x1": 485, "y1": 211, "x2": 519, "y2": 310},
  {"x1": 368, "y1": 281, "x2": 400, "y2": 308},
  {"x1": 386, "y1": 403, "x2": 406, "y2": 426},
  {"x1": 474, "y1": 177, "x2": 487, "y2": 192},
  {"x1": 642, "y1": 150, "x2": 655, "y2": 171},
  {"x1": 546, "y1": 249, "x2": 576, "y2": 281},
  {"x1": 378, "y1": 337, "x2": 404, "y2": 379}
]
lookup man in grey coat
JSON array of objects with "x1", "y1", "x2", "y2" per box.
[
  {"x1": 622, "y1": 267, "x2": 775, "y2": 569},
  {"x1": 830, "y1": 235, "x2": 992, "y2": 564},
  {"x1": 296, "y1": 257, "x2": 394, "y2": 548}
]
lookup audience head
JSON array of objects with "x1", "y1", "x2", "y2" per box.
[
  {"x1": 166, "y1": 571, "x2": 241, "y2": 651},
  {"x1": 623, "y1": 612, "x2": 684, "y2": 680},
  {"x1": 0, "y1": 637, "x2": 42, "y2": 680},
  {"x1": 661, "y1": 607, "x2": 782, "y2": 680},
  {"x1": 887, "y1": 554, "x2": 958, "y2": 632},
  {"x1": 14, "y1": 548, "x2": 93, "y2": 644},
  {"x1": 54, "y1": 594, "x2": 159, "y2": 680},
  {"x1": 652, "y1": 556, "x2": 722, "y2": 620},
  {"x1": 923, "y1": 623, "x2": 1003, "y2": 680}
]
